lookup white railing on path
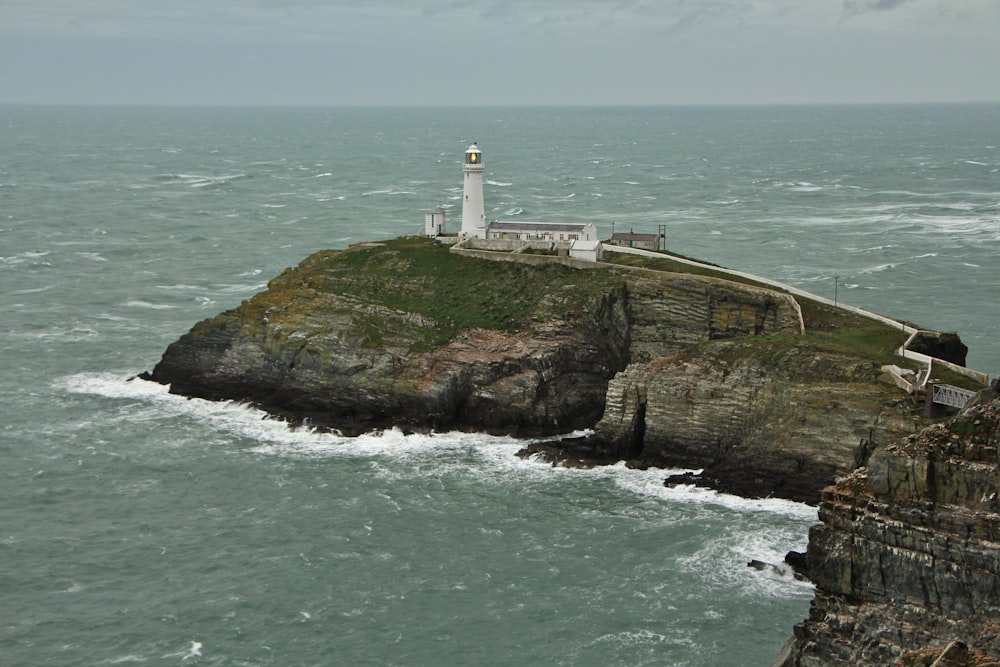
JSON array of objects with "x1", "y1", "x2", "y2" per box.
[{"x1": 603, "y1": 245, "x2": 991, "y2": 392}]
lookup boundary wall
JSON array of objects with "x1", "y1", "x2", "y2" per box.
[{"x1": 603, "y1": 245, "x2": 991, "y2": 387}]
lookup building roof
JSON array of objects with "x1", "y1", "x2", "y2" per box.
[
  {"x1": 611, "y1": 232, "x2": 658, "y2": 242},
  {"x1": 570, "y1": 239, "x2": 602, "y2": 250},
  {"x1": 490, "y1": 220, "x2": 593, "y2": 232}
]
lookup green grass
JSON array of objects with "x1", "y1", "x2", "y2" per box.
[
  {"x1": 604, "y1": 249, "x2": 917, "y2": 365},
  {"x1": 293, "y1": 237, "x2": 623, "y2": 349},
  {"x1": 268, "y1": 238, "x2": 982, "y2": 390}
]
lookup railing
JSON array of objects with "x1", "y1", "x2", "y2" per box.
[
  {"x1": 932, "y1": 384, "x2": 979, "y2": 409},
  {"x1": 602, "y1": 245, "x2": 992, "y2": 392}
]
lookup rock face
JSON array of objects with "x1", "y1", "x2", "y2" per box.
[
  {"x1": 150, "y1": 244, "x2": 631, "y2": 437},
  {"x1": 774, "y1": 396, "x2": 1000, "y2": 666},
  {"x1": 588, "y1": 344, "x2": 916, "y2": 503}
]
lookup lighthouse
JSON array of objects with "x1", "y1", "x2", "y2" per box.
[{"x1": 461, "y1": 143, "x2": 486, "y2": 238}]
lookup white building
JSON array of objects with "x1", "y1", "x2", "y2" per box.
[
  {"x1": 460, "y1": 143, "x2": 486, "y2": 238},
  {"x1": 424, "y1": 209, "x2": 446, "y2": 237},
  {"x1": 456, "y1": 142, "x2": 603, "y2": 261},
  {"x1": 486, "y1": 221, "x2": 598, "y2": 244},
  {"x1": 569, "y1": 238, "x2": 604, "y2": 262}
]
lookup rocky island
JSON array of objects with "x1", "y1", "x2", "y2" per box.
[{"x1": 145, "y1": 235, "x2": 997, "y2": 664}]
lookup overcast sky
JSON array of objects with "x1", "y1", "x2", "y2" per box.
[{"x1": 2, "y1": 0, "x2": 999, "y2": 106}]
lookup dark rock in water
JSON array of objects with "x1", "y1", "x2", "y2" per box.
[
  {"x1": 907, "y1": 330, "x2": 969, "y2": 367},
  {"x1": 747, "y1": 559, "x2": 807, "y2": 582},
  {"x1": 516, "y1": 435, "x2": 624, "y2": 469},
  {"x1": 782, "y1": 550, "x2": 809, "y2": 581}
]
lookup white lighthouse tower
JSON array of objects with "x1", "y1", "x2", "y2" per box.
[{"x1": 461, "y1": 143, "x2": 486, "y2": 238}]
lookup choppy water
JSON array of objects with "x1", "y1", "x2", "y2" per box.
[{"x1": 2, "y1": 105, "x2": 997, "y2": 666}]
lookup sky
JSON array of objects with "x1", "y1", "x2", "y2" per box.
[{"x1": 2, "y1": 0, "x2": 999, "y2": 106}]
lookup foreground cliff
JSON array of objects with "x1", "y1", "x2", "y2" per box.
[
  {"x1": 775, "y1": 394, "x2": 1000, "y2": 666},
  {"x1": 148, "y1": 237, "x2": 970, "y2": 502}
]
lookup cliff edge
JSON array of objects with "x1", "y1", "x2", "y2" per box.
[{"x1": 774, "y1": 392, "x2": 1000, "y2": 666}]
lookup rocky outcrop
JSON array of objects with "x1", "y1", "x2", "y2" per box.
[
  {"x1": 148, "y1": 240, "x2": 807, "y2": 442},
  {"x1": 619, "y1": 271, "x2": 804, "y2": 361},
  {"x1": 580, "y1": 343, "x2": 917, "y2": 503},
  {"x1": 774, "y1": 397, "x2": 1000, "y2": 666},
  {"x1": 149, "y1": 238, "x2": 969, "y2": 504},
  {"x1": 149, "y1": 254, "x2": 630, "y2": 437}
]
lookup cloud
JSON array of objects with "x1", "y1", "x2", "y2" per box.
[{"x1": 842, "y1": 0, "x2": 914, "y2": 17}]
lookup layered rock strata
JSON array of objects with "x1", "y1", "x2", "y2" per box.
[
  {"x1": 586, "y1": 344, "x2": 916, "y2": 503},
  {"x1": 774, "y1": 396, "x2": 1000, "y2": 666}
]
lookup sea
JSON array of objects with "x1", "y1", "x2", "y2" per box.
[{"x1": 1, "y1": 104, "x2": 997, "y2": 667}]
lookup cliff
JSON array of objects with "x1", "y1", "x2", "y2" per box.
[
  {"x1": 148, "y1": 237, "x2": 971, "y2": 503},
  {"x1": 774, "y1": 393, "x2": 1000, "y2": 666},
  {"x1": 582, "y1": 342, "x2": 916, "y2": 502},
  {"x1": 149, "y1": 239, "x2": 631, "y2": 437}
]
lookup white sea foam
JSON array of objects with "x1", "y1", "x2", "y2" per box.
[
  {"x1": 216, "y1": 282, "x2": 267, "y2": 293},
  {"x1": 123, "y1": 300, "x2": 176, "y2": 310},
  {"x1": 861, "y1": 263, "x2": 895, "y2": 274},
  {"x1": 611, "y1": 464, "x2": 818, "y2": 522},
  {"x1": 161, "y1": 641, "x2": 202, "y2": 661},
  {"x1": 1, "y1": 250, "x2": 52, "y2": 266},
  {"x1": 104, "y1": 654, "x2": 147, "y2": 664},
  {"x1": 11, "y1": 284, "x2": 54, "y2": 295},
  {"x1": 170, "y1": 173, "x2": 246, "y2": 188},
  {"x1": 362, "y1": 188, "x2": 417, "y2": 196},
  {"x1": 58, "y1": 372, "x2": 818, "y2": 524}
]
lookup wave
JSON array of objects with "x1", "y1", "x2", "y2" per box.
[
  {"x1": 123, "y1": 300, "x2": 177, "y2": 310},
  {"x1": 485, "y1": 180, "x2": 512, "y2": 187},
  {"x1": 163, "y1": 173, "x2": 250, "y2": 188},
  {"x1": 216, "y1": 282, "x2": 267, "y2": 293},
  {"x1": 361, "y1": 188, "x2": 417, "y2": 197},
  {"x1": 11, "y1": 284, "x2": 55, "y2": 295},
  {"x1": 860, "y1": 263, "x2": 895, "y2": 274},
  {"x1": 1, "y1": 250, "x2": 52, "y2": 266},
  {"x1": 788, "y1": 182, "x2": 822, "y2": 192},
  {"x1": 57, "y1": 372, "x2": 816, "y2": 522}
]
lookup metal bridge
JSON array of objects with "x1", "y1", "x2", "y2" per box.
[{"x1": 932, "y1": 383, "x2": 979, "y2": 409}]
